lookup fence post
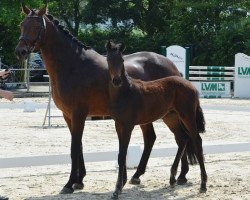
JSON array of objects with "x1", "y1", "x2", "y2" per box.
[
  {"x1": 26, "y1": 55, "x2": 31, "y2": 92},
  {"x1": 160, "y1": 46, "x2": 166, "y2": 56},
  {"x1": 185, "y1": 47, "x2": 190, "y2": 80}
]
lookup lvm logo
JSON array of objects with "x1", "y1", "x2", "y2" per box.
[
  {"x1": 238, "y1": 67, "x2": 250, "y2": 76},
  {"x1": 201, "y1": 83, "x2": 225, "y2": 91}
]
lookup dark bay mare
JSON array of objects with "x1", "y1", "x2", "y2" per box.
[
  {"x1": 106, "y1": 41, "x2": 207, "y2": 199},
  {"x1": 15, "y1": 3, "x2": 198, "y2": 195}
]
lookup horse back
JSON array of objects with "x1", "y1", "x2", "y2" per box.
[{"x1": 124, "y1": 52, "x2": 180, "y2": 81}]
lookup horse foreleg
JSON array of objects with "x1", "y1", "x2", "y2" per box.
[
  {"x1": 130, "y1": 123, "x2": 156, "y2": 185},
  {"x1": 112, "y1": 122, "x2": 133, "y2": 199},
  {"x1": 60, "y1": 112, "x2": 86, "y2": 194}
]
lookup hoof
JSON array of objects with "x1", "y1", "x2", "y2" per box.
[
  {"x1": 73, "y1": 183, "x2": 84, "y2": 190},
  {"x1": 0, "y1": 196, "x2": 8, "y2": 200},
  {"x1": 177, "y1": 177, "x2": 187, "y2": 185},
  {"x1": 111, "y1": 191, "x2": 120, "y2": 199},
  {"x1": 59, "y1": 186, "x2": 74, "y2": 194},
  {"x1": 169, "y1": 177, "x2": 176, "y2": 188},
  {"x1": 199, "y1": 185, "x2": 207, "y2": 193},
  {"x1": 129, "y1": 177, "x2": 141, "y2": 185}
]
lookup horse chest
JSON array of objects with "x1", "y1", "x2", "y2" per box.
[{"x1": 108, "y1": 88, "x2": 140, "y2": 123}]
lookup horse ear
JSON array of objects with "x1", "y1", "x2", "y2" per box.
[
  {"x1": 37, "y1": 3, "x2": 48, "y2": 16},
  {"x1": 106, "y1": 40, "x2": 112, "y2": 51},
  {"x1": 119, "y1": 43, "x2": 126, "y2": 53},
  {"x1": 21, "y1": 3, "x2": 31, "y2": 15}
]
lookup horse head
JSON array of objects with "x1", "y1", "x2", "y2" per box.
[
  {"x1": 105, "y1": 40, "x2": 126, "y2": 87},
  {"x1": 15, "y1": 2, "x2": 48, "y2": 61}
]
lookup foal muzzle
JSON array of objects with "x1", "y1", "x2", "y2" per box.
[{"x1": 112, "y1": 76, "x2": 122, "y2": 87}]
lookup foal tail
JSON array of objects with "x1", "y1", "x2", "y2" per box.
[{"x1": 185, "y1": 104, "x2": 206, "y2": 165}]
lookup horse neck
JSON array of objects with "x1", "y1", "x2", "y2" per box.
[
  {"x1": 39, "y1": 18, "x2": 94, "y2": 82},
  {"x1": 121, "y1": 65, "x2": 131, "y2": 87}
]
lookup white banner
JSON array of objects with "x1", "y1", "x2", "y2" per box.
[
  {"x1": 166, "y1": 45, "x2": 186, "y2": 78},
  {"x1": 192, "y1": 81, "x2": 231, "y2": 98},
  {"x1": 234, "y1": 53, "x2": 250, "y2": 98}
]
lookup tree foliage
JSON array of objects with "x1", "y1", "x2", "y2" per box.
[
  {"x1": 49, "y1": 0, "x2": 88, "y2": 36},
  {"x1": 0, "y1": 0, "x2": 249, "y2": 66},
  {"x1": 0, "y1": 0, "x2": 44, "y2": 64}
]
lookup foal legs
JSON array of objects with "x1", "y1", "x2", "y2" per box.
[
  {"x1": 130, "y1": 123, "x2": 156, "y2": 185},
  {"x1": 163, "y1": 114, "x2": 189, "y2": 187},
  {"x1": 60, "y1": 112, "x2": 87, "y2": 194},
  {"x1": 112, "y1": 122, "x2": 134, "y2": 199},
  {"x1": 179, "y1": 114, "x2": 207, "y2": 192},
  {"x1": 194, "y1": 134, "x2": 207, "y2": 192}
]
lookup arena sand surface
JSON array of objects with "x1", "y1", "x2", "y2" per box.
[{"x1": 0, "y1": 98, "x2": 249, "y2": 200}]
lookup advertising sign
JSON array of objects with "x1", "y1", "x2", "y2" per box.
[
  {"x1": 234, "y1": 53, "x2": 250, "y2": 98},
  {"x1": 192, "y1": 81, "x2": 231, "y2": 98},
  {"x1": 166, "y1": 45, "x2": 186, "y2": 79}
]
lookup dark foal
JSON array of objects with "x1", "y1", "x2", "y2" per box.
[{"x1": 106, "y1": 41, "x2": 207, "y2": 199}]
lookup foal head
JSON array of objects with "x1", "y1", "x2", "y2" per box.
[
  {"x1": 15, "y1": 3, "x2": 48, "y2": 61},
  {"x1": 106, "y1": 41, "x2": 126, "y2": 87}
]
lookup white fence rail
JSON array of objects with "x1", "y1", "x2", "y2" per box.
[
  {"x1": 0, "y1": 68, "x2": 49, "y2": 92},
  {"x1": 189, "y1": 66, "x2": 235, "y2": 98}
]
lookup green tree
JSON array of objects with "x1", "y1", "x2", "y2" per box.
[
  {"x1": 49, "y1": 0, "x2": 88, "y2": 36},
  {"x1": 0, "y1": 0, "x2": 43, "y2": 64},
  {"x1": 0, "y1": 0, "x2": 249, "y2": 66},
  {"x1": 168, "y1": 0, "x2": 250, "y2": 65}
]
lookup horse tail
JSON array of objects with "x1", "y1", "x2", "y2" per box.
[
  {"x1": 186, "y1": 104, "x2": 205, "y2": 165},
  {"x1": 186, "y1": 139, "x2": 198, "y2": 165},
  {"x1": 180, "y1": 122, "x2": 198, "y2": 165},
  {"x1": 196, "y1": 104, "x2": 206, "y2": 134},
  {"x1": 182, "y1": 103, "x2": 205, "y2": 165}
]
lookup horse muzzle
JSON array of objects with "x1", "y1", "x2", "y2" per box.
[
  {"x1": 112, "y1": 76, "x2": 122, "y2": 87},
  {"x1": 15, "y1": 44, "x2": 29, "y2": 61}
]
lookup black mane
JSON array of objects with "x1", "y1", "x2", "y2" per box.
[{"x1": 46, "y1": 14, "x2": 91, "y2": 50}]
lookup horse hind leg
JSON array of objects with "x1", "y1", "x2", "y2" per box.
[
  {"x1": 163, "y1": 114, "x2": 190, "y2": 186},
  {"x1": 163, "y1": 114, "x2": 189, "y2": 187},
  {"x1": 177, "y1": 122, "x2": 199, "y2": 185},
  {"x1": 194, "y1": 134, "x2": 207, "y2": 192},
  {"x1": 130, "y1": 123, "x2": 156, "y2": 185},
  {"x1": 179, "y1": 114, "x2": 207, "y2": 192}
]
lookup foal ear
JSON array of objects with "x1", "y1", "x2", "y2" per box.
[
  {"x1": 21, "y1": 3, "x2": 31, "y2": 15},
  {"x1": 37, "y1": 3, "x2": 48, "y2": 16},
  {"x1": 105, "y1": 40, "x2": 112, "y2": 51},
  {"x1": 119, "y1": 43, "x2": 126, "y2": 53}
]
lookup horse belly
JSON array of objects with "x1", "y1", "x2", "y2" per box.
[
  {"x1": 88, "y1": 101, "x2": 109, "y2": 116},
  {"x1": 52, "y1": 87, "x2": 110, "y2": 117},
  {"x1": 87, "y1": 91, "x2": 110, "y2": 116},
  {"x1": 136, "y1": 102, "x2": 171, "y2": 125}
]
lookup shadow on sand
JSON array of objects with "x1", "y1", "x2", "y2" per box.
[{"x1": 25, "y1": 181, "x2": 206, "y2": 200}]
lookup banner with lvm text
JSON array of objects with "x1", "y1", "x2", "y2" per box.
[
  {"x1": 234, "y1": 53, "x2": 250, "y2": 98},
  {"x1": 192, "y1": 81, "x2": 231, "y2": 98}
]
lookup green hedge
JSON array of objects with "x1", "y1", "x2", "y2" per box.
[{"x1": 78, "y1": 28, "x2": 169, "y2": 55}]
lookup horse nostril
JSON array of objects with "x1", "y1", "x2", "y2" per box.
[
  {"x1": 112, "y1": 77, "x2": 122, "y2": 87},
  {"x1": 21, "y1": 49, "x2": 27, "y2": 56},
  {"x1": 15, "y1": 47, "x2": 28, "y2": 60}
]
